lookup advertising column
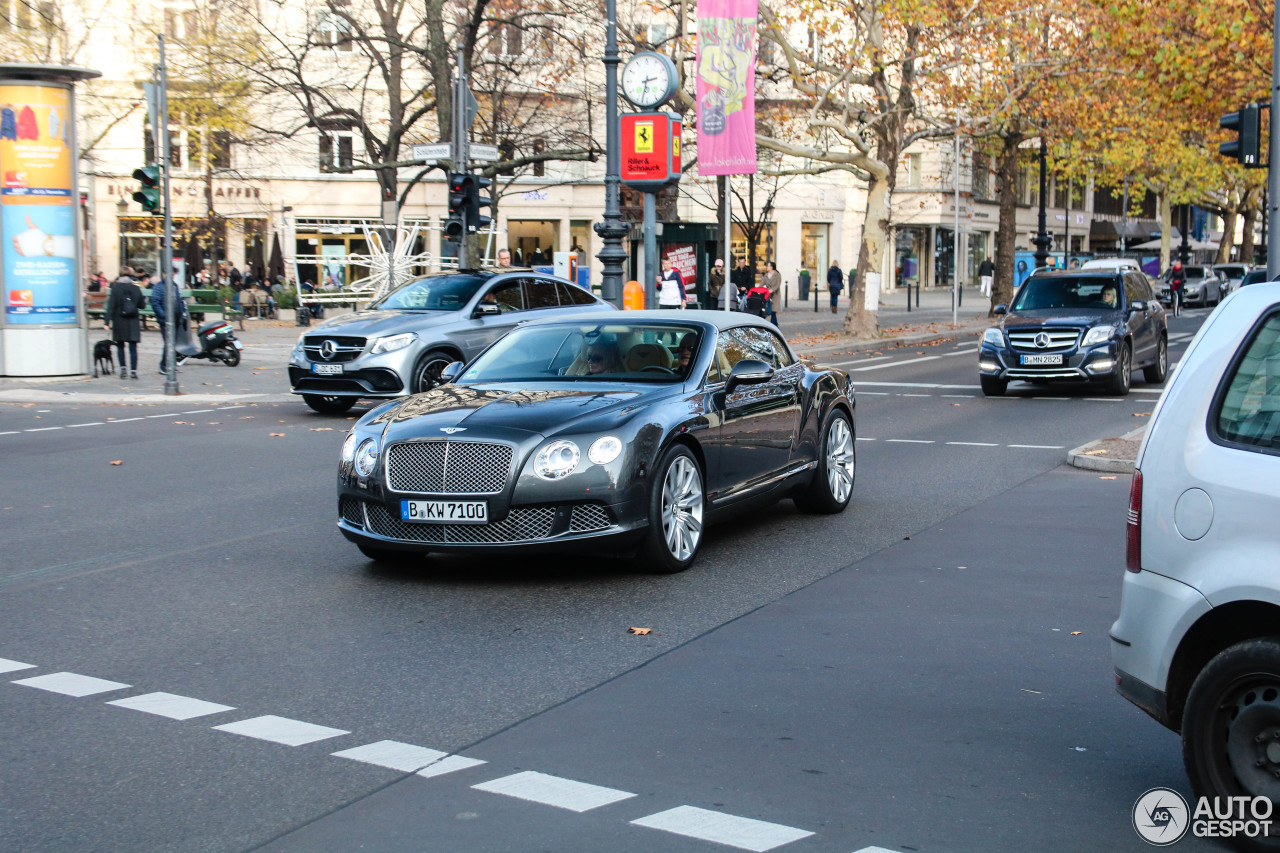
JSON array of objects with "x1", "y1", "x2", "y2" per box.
[{"x1": 0, "y1": 65, "x2": 100, "y2": 376}]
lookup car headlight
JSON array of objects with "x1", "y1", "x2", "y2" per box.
[
  {"x1": 982, "y1": 328, "x2": 1003, "y2": 345},
  {"x1": 354, "y1": 438, "x2": 379, "y2": 477},
  {"x1": 293, "y1": 332, "x2": 307, "y2": 353},
  {"x1": 535, "y1": 440, "x2": 580, "y2": 480},
  {"x1": 588, "y1": 436, "x2": 623, "y2": 465},
  {"x1": 341, "y1": 432, "x2": 357, "y2": 463},
  {"x1": 369, "y1": 332, "x2": 417, "y2": 355},
  {"x1": 1081, "y1": 325, "x2": 1115, "y2": 347}
]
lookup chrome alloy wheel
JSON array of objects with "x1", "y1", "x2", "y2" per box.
[
  {"x1": 826, "y1": 416, "x2": 855, "y2": 504},
  {"x1": 660, "y1": 455, "x2": 704, "y2": 562}
]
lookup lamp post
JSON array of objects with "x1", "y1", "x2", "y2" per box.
[
  {"x1": 592, "y1": 0, "x2": 628, "y2": 307},
  {"x1": 1179, "y1": 203, "x2": 1192, "y2": 265},
  {"x1": 1032, "y1": 127, "x2": 1052, "y2": 269}
]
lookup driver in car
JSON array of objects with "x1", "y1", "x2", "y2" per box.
[
  {"x1": 1100, "y1": 284, "x2": 1119, "y2": 309},
  {"x1": 675, "y1": 333, "x2": 699, "y2": 376}
]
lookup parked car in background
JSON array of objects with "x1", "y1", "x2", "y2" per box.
[
  {"x1": 336, "y1": 313, "x2": 856, "y2": 572},
  {"x1": 978, "y1": 269, "x2": 1168, "y2": 397},
  {"x1": 1239, "y1": 268, "x2": 1271, "y2": 288},
  {"x1": 289, "y1": 269, "x2": 615, "y2": 414},
  {"x1": 1111, "y1": 282, "x2": 1280, "y2": 831},
  {"x1": 1213, "y1": 263, "x2": 1252, "y2": 295},
  {"x1": 1157, "y1": 264, "x2": 1222, "y2": 307}
]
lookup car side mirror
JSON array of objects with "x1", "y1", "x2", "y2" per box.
[
  {"x1": 726, "y1": 358, "x2": 774, "y2": 392},
  {"x1": 993, "y1": 304, "x2": 1007, "y2": 315},
  {"x1": 472, "y1": 302, "x2": 502, "y2": 318},
  {"x1": 1128, "y1": 300, "x2": 1146, "y2": 313},
  {"x1": 440, "y1": 361, "x2": 464, "y2": 383}
]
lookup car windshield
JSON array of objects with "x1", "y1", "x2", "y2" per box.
[
  {"x1": 1242, "y1": 271, "x2": 1268, "y2": 286},
  {"x1": 1186, "y1": 266, "x2": 1209, "y2": 278},
  {"x1": 369, "y1": 274, "x2": 489, "y2": 311},
  {"x1": 459, "y1": 322, "x2": 704, "y2": 383},
  {"x1": 1011, "y1": 277, "x2": 1119, "y2": 311}
]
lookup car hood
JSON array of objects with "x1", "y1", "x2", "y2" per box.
[
  {"x1": 369, "y1": 384, "x2": 654, "y2": 440},
  {"x1": 311, "y1": 309, "x2": 453, "y2": 337},
  {"x1": 1003, "y1": 309, "x2": 1122, "y2": 328}
]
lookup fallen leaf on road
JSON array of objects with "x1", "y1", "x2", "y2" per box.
[
  {"x1": 1083, "y1": 449, "x2": 1107, "y2": 455},
  {"x1": 1099, "y1": 475, "x2": 1117, "y2": 480},
  {"x1": 241, "y1": 416, "x2": 255, "y2": 419},
  {"x1": 109, "y1": 460, "x2": 123, "y2": 466},
  {"x1": 270, "y1": 433, "x2": 285, "y2": 437},
  {"x1": 627, "y1": 627, "x2": 652, "y2": 635},
  {"x1": 207, "y1": 422, "x2": 221, "y2": 425},
  {"x1": 952, "y1": 403, "x2": 962, "y2": 406},
  {"x1": 1071, "y1": 631, "x2": 1082, "y2": 635},
  {"x1": 1132, "y1": 412, "x2": 1150, "y2": 417},
  {"x1": 21, "y1": 403, "x2": 33, "y2": 407},
  {"x1": 310, "y1": 427, "x2": 334, "y2": 431}
]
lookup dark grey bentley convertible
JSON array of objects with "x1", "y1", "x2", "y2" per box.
[{"x1": 337, "y1": 311, "x2": 856, "y2": 572}]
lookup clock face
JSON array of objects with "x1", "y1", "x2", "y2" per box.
[{"x1": 622, "y1": 52, "x2": 672, "y2": 108}]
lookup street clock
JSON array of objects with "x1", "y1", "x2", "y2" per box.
[{"x1": 621, "y1": 51, "x2": 678, "y2": 109}]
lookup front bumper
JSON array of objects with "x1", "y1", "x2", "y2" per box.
[
  {"x1": 338, "y1": 494, "x2": 646, "y2": 554},
  {"x1": 979, "y1": 338, "x2": 1121, "y2": 383},
  {"x1": 289, "y1": 346, "x2": 418, "y2": 397}
]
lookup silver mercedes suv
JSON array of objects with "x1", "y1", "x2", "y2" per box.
[{"x1": 288, "y1": 269, "x2": 614, "y2": 413}]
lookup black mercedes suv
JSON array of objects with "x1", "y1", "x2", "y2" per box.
[{"x1": 978, "y1": 269, "x2": 1168, "y2": 397}]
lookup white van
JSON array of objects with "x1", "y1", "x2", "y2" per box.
[
  {"x1": 1111, "y1": 282, "x2": 1280, "y2": 825},
  {"x1": 1080, "y1": 257, "x2": 1141, "y2": 272}
]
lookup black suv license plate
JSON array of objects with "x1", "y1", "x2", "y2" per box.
[{"x1": 1021, "y1": 354, "x2": 1063, "y2": 366}]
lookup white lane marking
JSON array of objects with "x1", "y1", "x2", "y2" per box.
[
  {"x1": 331, "y1": 740, "x2": 487, "y2": 777},
  {"x1": 942, "y1": 346, "x2": 980, "y2": 357},
  {"x1": 0, "y1": 430, "x2": 18, "y2": 435},
  {"x1": 857, "y1": 391, "x2": 889, "y2": 395},
  {"x1": 417, "y1": 754, "x2": 490, "y2": 779},
  {"x1": 885, "y1": 439, "x2": 934, "y2": 444},
  {"x1": 855, "y1": 437, "x2": 875, "y2": 441},
  {"x1": 212, "y1": 714, "x2": 350, "y2": 746},
  {"x1": 849, "y1": 354, "x2": 941, "y2": 371},
  {"x1": 1032, "y1": 397, "x2": 1069, "y2": 400},
  {"x1": 107, "y1": 691, "x2": 235, "y2": 720},
  {"x1": 181, "y1": 409, "x2": 213, "y2": 414},
  {"x1": 1008, "y1": 444, "x2": 1064, "y2": 449},
  {"x1": 947, "y1": 441, "x2": 999, "y2": 447},
  {"x1": 1084, "y1": 398, "x2": 1124, "y2": 402},
  {"x1": 631, "y1": 805, "x2": 814, "y2": 852},
  {"x1": 13, "y1": 672, "x2": 130, "y2": 697},
  {"x1": 851, "y1": 848, "x2": 902, "y2": 853},
  {"x1": 67, "y1": 422, "x2": 105, "y2": 428},
  {"x1": 941, "y1": 394, "x2": 975, "y2": 398},
  {"x1": 899, "y1": 393, "x2": 931, "y2": 397},
  {"x1": 828, "y1": 355, "x2": 892, "y2": 367},
  {"x1": 109, "y1": 418, "x2": 144, "y2": 423},
  {"x1": 25, "y1": 427, "x2": 62, "y2": 432},
  {"x1": 855, "y1": 381, "x2": 981, "y2": 389},
  {"x1": 472, "y1": 770, "x2": 636, "y2": 813},
  {"x1": 0, "y1": 657, "x2": 35, "y2": 673},
  {"x1": 145, "y1": 414, "x2": 169, "y2": 418}
]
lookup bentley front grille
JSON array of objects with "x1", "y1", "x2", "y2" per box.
[
  {"x1": 386, "y1": 441, "x2": 514, "y2": 494},
  {"x1": 1008, "y1": 329, "x2": 1080, "y2": 352},
  {"x1": 339, "y1": 496, "x2": 365, "y2": 528},
  {"x1": 363, "y1": 502, "x2": 556, "y2": 543},
  {"x1": 569, "y1": 504, "x2": 613, "y2": 533}
]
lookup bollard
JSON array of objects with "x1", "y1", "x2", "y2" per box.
[
  {"x1": 915, "y1": 282, "x2": 921, "y2": 308},
  {"x1": 784, "y1": 280, "x2": 788, "y2": 309},
  {"x1": 906, "y1": 282, "x2": 911, "y2": 312}
]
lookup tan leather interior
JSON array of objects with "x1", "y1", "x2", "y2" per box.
[{"x1": 623, "y1": 342, "x2": 672, "y2": 372}]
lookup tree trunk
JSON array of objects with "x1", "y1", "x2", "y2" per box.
[
  {"x1": 991, "y1": 133, "x2": 1020, "y2": 313},
  {"x1": 1215, "y1": 204, "x2": 1238, "y2": 264},
  {"x1": 1241, "y1": 207, "x2": 1258, "y2": 262},
  {"x1": 843, "y1": 175, "x2": 887, "y2": 338}
]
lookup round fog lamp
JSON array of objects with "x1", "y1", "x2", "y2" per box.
[
  {"x1": 354, "y1": 438, "x2": 379, "y2": 477},
  {"x1": 588, "y1": 436, "x2": 623, "y2": 466},
  {"x1": 535, "y1": 440, "x2": 580, "y2": 480}
]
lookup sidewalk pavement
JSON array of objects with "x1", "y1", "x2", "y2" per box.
[{"x1": 0, "y1": 287, "x2": 997, "y2": 407}]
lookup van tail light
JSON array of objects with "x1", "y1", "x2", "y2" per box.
[{"x1": 1126, "y1": 469, "x2": 1143, "y2": 573}]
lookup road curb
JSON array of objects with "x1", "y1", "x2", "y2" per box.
[
  {"x1": 795, "y1": 318, "x2": 988, "y2": 360},
  {"x1": 1067, "y1": 426, "x2": 1147, "y2": 473}
]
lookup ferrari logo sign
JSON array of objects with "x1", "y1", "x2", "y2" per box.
[{"x1": 634, "y1": 121, "x2": 654, "y2": 153}]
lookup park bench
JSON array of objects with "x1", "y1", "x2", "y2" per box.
[{"x1": 84, "y1": 288, "x2": 243, "y2": 330}]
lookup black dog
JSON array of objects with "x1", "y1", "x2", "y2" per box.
[{"x1": 93, "y1": 340, "x2": 115, "y2": 378}]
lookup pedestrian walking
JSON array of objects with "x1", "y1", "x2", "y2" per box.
[
  {"x1": 149, "y1": 274, "x2": 188, "y2": 373},
  {"x1": 1169, "y1": 260, "x2": 1186, "y2": 317},
  {"x1": 730, "y1": 257, "x2": 753, "y2": 311},
  {"x1": 827, "y1": 260, "x2": 844, "y2": 313},
  {"x1": 762, "y1": 260, "x2": 782, "y2": 325},
  {"x1": 708, "y1": 258, "x2": 725, "y2": 306},
  {"x1": 657, "y1": 257, "x2": 687, "y2": 309},
  {"x1": 104, "y1": 267, "x2": 143, "y2": 379},
  {"x1": 978, "y1": 256, "x2": 994, "y2": 297}
]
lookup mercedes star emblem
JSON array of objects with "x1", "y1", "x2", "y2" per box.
[
  {"x1": 320, "y1": 340, "x2": 338, "y2": 360},
  {"x1": 1034, "y1": 333, "x2": 1051, "y2": 349}
]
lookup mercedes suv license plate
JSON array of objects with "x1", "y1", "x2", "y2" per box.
[
  {"x1": 312, "y1": 363, "x2": 343, "y2": 375},
  {"x1": 1021, "y1": 354, "x2": 1063, "y2": 366},
  {"x1": 401, "y1": 500, "x2": 488, "y2": 524}
]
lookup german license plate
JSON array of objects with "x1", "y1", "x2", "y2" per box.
[
  {"x1": 401, "y1": 500, "x2": 488, "y2": 524},
  {"x1": 313, "y1": 363, "x2": 343, "y2": 375},
  {"x1": 1021, "y1": 354, "x2": 1063, "y2": 366}
]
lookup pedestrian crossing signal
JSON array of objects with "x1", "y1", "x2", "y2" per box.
[{"x1": 131, "y1": 164, "x2": 163, "y2": 213}]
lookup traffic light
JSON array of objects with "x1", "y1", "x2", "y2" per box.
[
  {"x1": 464, "y1": 174, "x2": 492, "y2": 232},
  {"x1": 131, "y1": 164, "x2": 163, "y2": 213},
  {"x1": 1219, "y1": 104, "x2": 1262, "y2": 167},
  {"x1": 444, "y1": 171, "x2": 467, "y2": 241}
]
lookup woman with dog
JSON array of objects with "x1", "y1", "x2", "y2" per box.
[{"x1": 104, "y1": 267, "x2": 142, "y2": 379}]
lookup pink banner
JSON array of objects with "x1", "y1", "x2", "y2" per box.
[{"x1": 695, "y1": 0, "x2": 758, "y2": 176}]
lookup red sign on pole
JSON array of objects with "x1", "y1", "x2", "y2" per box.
[
  {"x1": 670, "y1": 117, "x2": 682, "y2": 180},
  {"x1": 621, "y1": 113, "x2": 674, "y2": 190}
]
